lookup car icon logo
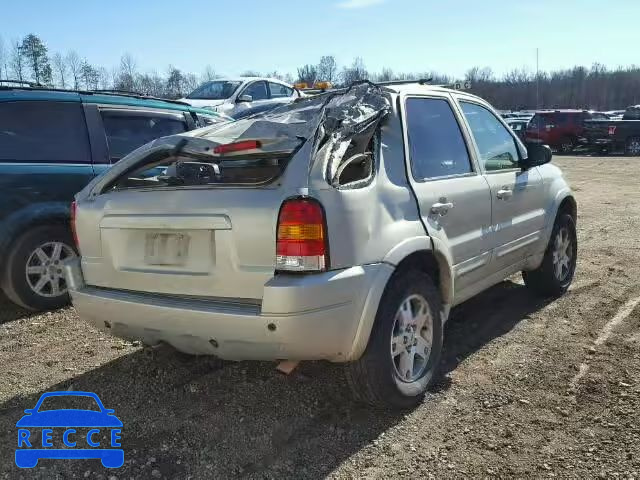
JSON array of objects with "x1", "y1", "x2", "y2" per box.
[{"x1": 15, "y1": 391, "x2": 123, "y2": 468}]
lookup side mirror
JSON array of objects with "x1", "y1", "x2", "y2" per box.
[
  {"x1": 522, "y1": 143, "x2": 552, "y2": 169},
  {"x1": 237, "y1": 94, "x2": 253, "y2": 103},
  {"x1": 24, "y1": 409, "x2": 34, "y2": 415}
]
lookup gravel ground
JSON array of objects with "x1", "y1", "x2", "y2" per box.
[{"x1": 1, "y1": 156, "x2": 639, "y2": 479}]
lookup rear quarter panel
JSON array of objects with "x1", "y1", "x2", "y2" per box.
[{"x1": 309, "y1": 99, "x2": 426, "y2": 269}]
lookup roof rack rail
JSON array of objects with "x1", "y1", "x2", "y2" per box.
[
  {"x1": 92, "y1": 89, "x2": 145, "y2": 96},
  {"x1": 0, "y1": 79, "x2": 43, "y2": 87},
  {"x1": 375, "y1": 78, "x2": 433, "y2": 86}
]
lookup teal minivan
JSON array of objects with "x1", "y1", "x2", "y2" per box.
[{"x1": 0, "y1": 85, "x2": 229, "y2": 311}]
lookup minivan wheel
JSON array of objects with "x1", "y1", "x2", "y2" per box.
[
  {"x1": 1, "y1": 225, "x2": 77, "y2": 311},
  {"x1": 522, "y1": 213, "x2": 577, "y2": 297},
  {"x1": 559, "y1": 138, "x2": 575, "y2": 154},
  {"x1": 345, "y1": 270, "x2": 443, "y2": 409},
  {"x1": 625, "y1": 136, "x2": 640, "y2": 156}
]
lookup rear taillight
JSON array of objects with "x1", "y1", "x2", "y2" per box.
[
  {"x1": 70, "y1": 201, "x2": 79, "y2": 249},
  {"x1": 276, "y1": 198, "x2": 328, "y2": 272},
  {"x1": 608, "y1": 125, "x2": 617, "y2": 135}
]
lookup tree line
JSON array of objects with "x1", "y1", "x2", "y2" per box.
[{"x1": 1, "y1": 33, "x2": 639, "y2": 109}]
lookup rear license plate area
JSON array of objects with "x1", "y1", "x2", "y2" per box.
[{"x1": 144, "y1": 233, "x2": 190, "y2": 266}]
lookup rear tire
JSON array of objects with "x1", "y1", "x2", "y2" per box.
[
  {"x1": 559, "y1": 137, "x2": 576, "y2": 154},
  {"x1": 523, "y1": 213, "x2": 577, "y2": 297},
  {"x1": 345, "y1": 270, "x2": 443, "y2": 409},
  {"x1": 625, "y1": 136, "x2": 640, "y2": 156},
  {"x1": 1, "y1": 225, "x2": 77, "y2": 311}
]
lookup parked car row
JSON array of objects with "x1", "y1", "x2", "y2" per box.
[
  {"x1": 581, "y1": 105, "x2": 640, "y2": 155},
  {"x1": 502, "y1": 106, "x2": 640, "y2": 155}
]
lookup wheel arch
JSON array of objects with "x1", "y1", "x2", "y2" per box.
[
  {"x1": 0, "y1": 202, "x2": 71, "y2": 266},
  {"x1": 347, "y1": 238, "x2": 454, "y2": 361}
]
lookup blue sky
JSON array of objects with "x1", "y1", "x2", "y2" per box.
[{"x1": 2, "y1": 0, "x2": 639, "y2": 79}]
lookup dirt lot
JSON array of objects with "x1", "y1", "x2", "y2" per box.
[{"x1": 1, "y1": 156, "x2": 639, "y2": 479}]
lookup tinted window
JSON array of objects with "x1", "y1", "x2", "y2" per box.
[
  {"x1": 186, "y1": 81, "x2": 242, "y2": 100},
  {"x1": 460, "y1": 102, "x2": 519, "y2": 171},
  {"x1": 405, "y1": 98, "x2": 472, "y2": 179},
  {"x1": 101, "y1": 110, "x2": 187, "y2": 162},
  {"x1": 0, "y1": 101, "x2": 90, "y2": 163},
  {"x1": 243, "y1": 81, "x2": 268, "y2": 101},
  {"x1": 269, "y1": 82, "x2": 293, "y2": 98}
]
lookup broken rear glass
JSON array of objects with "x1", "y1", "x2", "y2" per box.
[{"x1": 99, "y1": 83, "x2": 390, "y2": 192}]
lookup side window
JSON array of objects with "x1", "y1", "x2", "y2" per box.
[
  {"x1": 268, "y1": 82, "x2": 293, "y2": 98},
  {"x1": 100, "y1": 110, "x2": 188, "y2": 162},
  {"x1": 460, "y1": 101, "x2": 519, "y2": 172},
  {"x1": 0, "y1": 101, "x2": 90, "y2": 163},
  {"x1": 405, "y1": 97, "x2": 472, "y2": 179},
  {"x1": 243, "y1": 81, "x2": 269, "y2": 101}
]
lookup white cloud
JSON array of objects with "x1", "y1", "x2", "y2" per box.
[{"x1": 336, "y1": 0, "x2": 385, "y2": 9}]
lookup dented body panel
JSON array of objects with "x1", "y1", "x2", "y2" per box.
[{"x1": 68, "y1": 83, "x2": 575, "y2": 362}]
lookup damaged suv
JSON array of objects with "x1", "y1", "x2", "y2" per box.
[{"x1": 66, "y1": 82, "x2": 577, "y2": 408}]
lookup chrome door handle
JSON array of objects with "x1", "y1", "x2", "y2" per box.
[
  {"x1": 497, "y1": 188, "x2": 513, "y2": 200},
  {"x1": 430, "y1": 201, "x2": 454, "y2": 215}
]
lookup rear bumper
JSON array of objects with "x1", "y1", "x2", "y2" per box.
[{"x1": 65, "y1": 258, "x2": 393, "y2": 362}]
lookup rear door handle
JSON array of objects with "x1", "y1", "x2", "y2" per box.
[
  {"x1": 497, "y1": 188, "x2": 513, "y2": 200},
  {"x1": 430, "y1": 201, "x2": 454, "y2": 215}
]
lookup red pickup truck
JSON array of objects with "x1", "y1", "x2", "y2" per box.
[{"x1": 525, "y1": 110, "x2": 608, "y2": 153}]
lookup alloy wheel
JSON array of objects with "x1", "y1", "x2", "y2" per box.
[
  {"x1": 390, "y1": 294, "x2": 433, "y2": 383},
  {"x1": 25, "y1": 241, "x2": 76, "y2": 297}
]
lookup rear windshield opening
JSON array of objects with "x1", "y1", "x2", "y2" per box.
[{"x1": 110, "y1": 153, "x2": 290, "y2": 191}]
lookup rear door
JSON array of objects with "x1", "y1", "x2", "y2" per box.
[
  {"x1": 88, "y1": 106, "x2": 190, "y2": 176},
  {"x1": 0, "y1": 100, "x2": 93, "y2": 225},
  {"x1": 457, "y1": 99, "x2": 546, "y2": 273},
  {"x1": 268, "y1": 82, "x2": 295, "y2": 106},
  {"x1": 401, "y1": 94, "x2": 493, "y2": 294},
  {"x1": 237, "y1": 81, "x2": 270, "y2": 114}
]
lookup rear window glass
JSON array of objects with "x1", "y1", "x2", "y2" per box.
[
  {"x1": 101, "y1": 110, "x2": 188, "y2": 162},
  {"x1": 109, "y1": 141, "x2": 295, "y2": 191},
  {"x1": 0, "y1": 101, "x2": 90, "y2": 163}
]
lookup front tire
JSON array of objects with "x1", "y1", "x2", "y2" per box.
[
  {"x1": 345, "y1": 270, "x2": 443, "y2": 409},
  {"x1": 1, "y1": 225, "x2": 77, "y2": 311},
  {"x1": 523, "y1": 213, "x2": 577, "y2": 297},
  {"x1": 625, "y1": 136, "x2": 640, "y2": 156}
]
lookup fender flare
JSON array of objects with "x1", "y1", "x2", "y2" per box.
[
  {"x1": 346, "y1": 236, "x2": 455, "y2": 360},
  {"x1": 383, "y1": 236, "x2": 455, "y2": 306}
]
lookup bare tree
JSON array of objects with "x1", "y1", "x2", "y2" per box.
[
  {"x1": 201, "y1": 65, "x2": 217, "y2": 82},
  {"x1": 296, "y1": 64, "x2": 317, "y2": 85},
  {"x1": 0, "y1": 36, "x2": 5, "y2": 81},
  {"x1": 240, "y1": 70, "x2": 261, "y2": 77},
  {"x1": 317, "y1": 56, "x2": 337, "y2": 83},
  {"x1": 340, "y1": 57, "x2": 368, "y2": 86},
  {"x1": 116, "y1": 53, "x2": 138, "y2": 91},
  {"x1": 10, "y1": 40, "x2": 26, "y2": 82},
  {"x1": 66, "y1": 50, "x2": 82, "y2": 89},
  {"x1": 97, "y1": 67, "x2": 110, "y2": 90},
  {"x1": 183, "y1": 73, "x2": 199, "y2": 95},
  {"x1": 51, "y1": 52, "x2": 67, "y2": 88},
  {"x1": 165, "y1": 65, "x2": 184, "y2": 98}
]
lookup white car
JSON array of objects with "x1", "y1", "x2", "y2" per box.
[{"x1": 179, "y1": 77, "x2": 300, "y2": 117}]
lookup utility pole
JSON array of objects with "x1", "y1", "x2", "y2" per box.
[{"x1": 536, "y1": 48, "x2": 540, "y2": 110}]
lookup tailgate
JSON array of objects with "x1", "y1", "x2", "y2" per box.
[{"x1": 78, "y1": 187, "x2": 282, "y2": 300}]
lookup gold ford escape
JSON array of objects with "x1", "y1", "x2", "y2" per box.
[{"x1": 66, "y1": 82, "x2": 577, "y2": 409}]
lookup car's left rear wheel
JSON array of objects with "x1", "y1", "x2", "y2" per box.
[{"x1": 345, "y1": 269, "x2": 443, "y2": 409}]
